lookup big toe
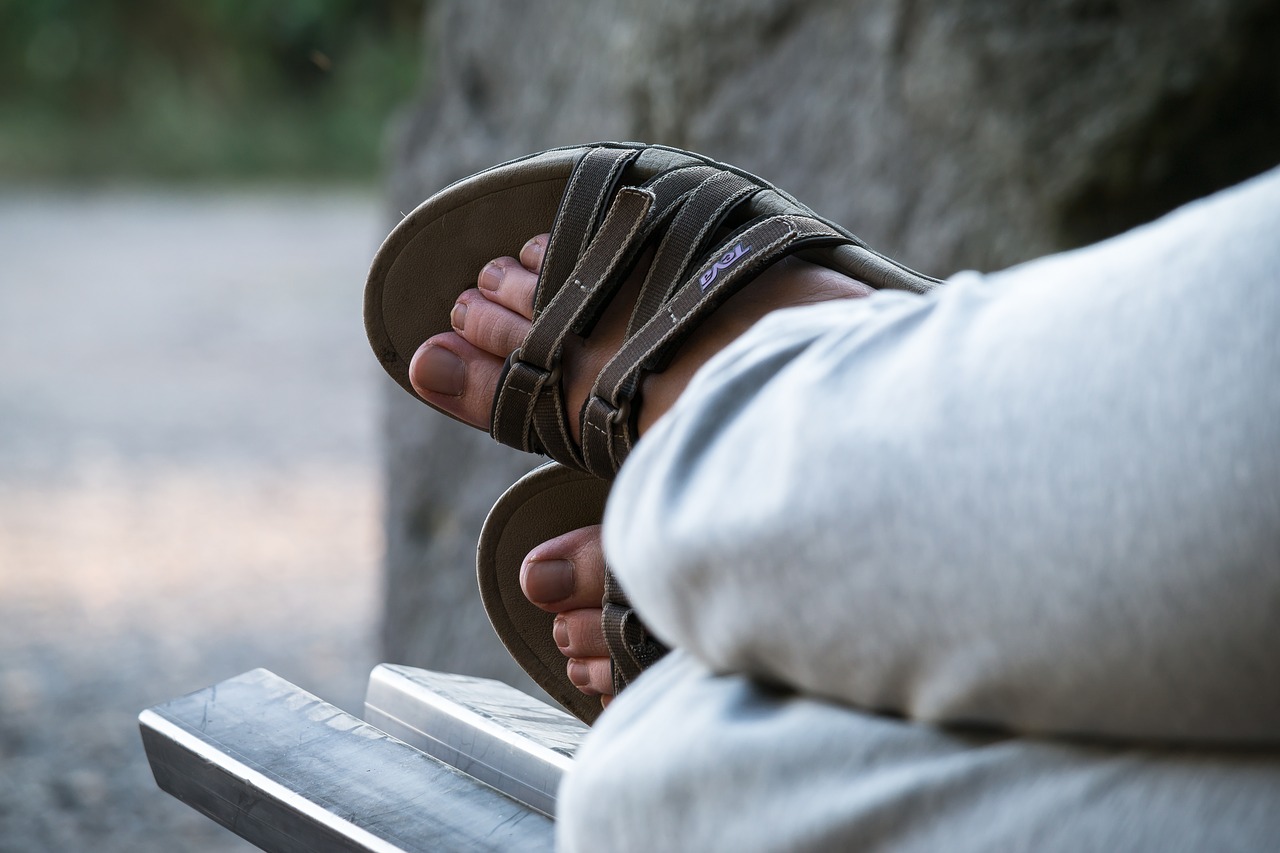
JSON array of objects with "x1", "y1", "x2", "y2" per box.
[
  {"x1": 408, "y1": 333, "x2": 505, "y2": 429},
  {"x1": 406, "y1": 235, "x2": 552, "y2": 430},
  {"x1": 519, "y1": 525, "x2": 606, "y2": 612}
]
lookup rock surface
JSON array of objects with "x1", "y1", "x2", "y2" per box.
[{"x1": 381, "y1": 0, "x2": 1280, "y2": 699}]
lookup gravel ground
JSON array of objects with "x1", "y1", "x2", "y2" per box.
[{"x1": 0, "y1": 188, "x2": 386, "y2": 852}]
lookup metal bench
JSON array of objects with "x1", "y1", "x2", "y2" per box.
[{"x1": 140, "y1": 666, "x2": 588, "y2": 852}]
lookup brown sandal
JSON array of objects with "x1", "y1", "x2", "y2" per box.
[
  {"x1": 365, "y1": 142, "x2": 939, "y2": 722},
  {"x1": 476, "y1": 462, "x2": 619, "y2": 725}
]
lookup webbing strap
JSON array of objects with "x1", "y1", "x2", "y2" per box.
[
  {"x1": 534, "y1": 147, "x2": 637, "y2": 314},
  {"x1": 602, "y1": 567, "x2": 669, "y2": 694},
  {"x1": 580, "y1": 214, "x2": 848, "y2": 476},
  {"x1": 522, "y1": 166, "x2": 724, "y2": 369},
  {"x1": 624, "y1": 170, "x2": 760, "y2": 339},
  {"x1": 492, "y1": 186, "x2": 654, "y2": 455},
  {"x1": 522, "y1": 187, "x2": 656, "y2": 463},
  {"x1": 492, "y1": 162, "x2": 733, "y2": 463},
  {"x1": 490, "y1": 147, "x2": 638, "y2": 455}
]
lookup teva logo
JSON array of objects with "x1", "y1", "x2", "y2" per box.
[{"x1": 699, "y1": 243, "x2": 753, "y2": 290}]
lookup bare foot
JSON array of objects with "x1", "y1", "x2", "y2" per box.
[
  {"x1": 408, "y1": 234, "x2": 874, "y2": 442},
  {"x1": 410, "y1": 233, "x2": 875, "y2": 702},
  {"x1": 518, "y1": 525, "x2": 614, "y2": 703}
]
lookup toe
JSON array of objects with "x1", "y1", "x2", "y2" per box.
[
  {"x1": 477, "y1": 256, "x2": 538, "y2": 320},
  {"x1": 408, "y1": 333, "x2": 505, "y2": 429},
  {"x1": 567, "y1": 657, "x2": 613, "y2": 696},
  {"x1": 452, "y1": 288, "x2": 532, "y2": 358},
  {"x1": 554, "y1": 609, "x2": 608, "y2": 659},
  {"x1": 519, "y1": 234, "x2": 549, "y2": 273},
  {"x1": 520, "y1": 526, "x2": 606, "y2": 612}
]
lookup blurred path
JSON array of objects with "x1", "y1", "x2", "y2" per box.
[{"x1": 0, "y1": 189, "x2": 384, "y2": 852}]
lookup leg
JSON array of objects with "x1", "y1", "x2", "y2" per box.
[
  {"x1": 560, "y1": 653, "x2": 1280, "y2": 852},
  {"x1": 601, "y1": 167, "x2": 1280, "y2": 741}
]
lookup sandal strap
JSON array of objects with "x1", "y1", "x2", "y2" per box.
[
  {"x1": 534, "y1": 146, "x2": 639, "y2": 315},
  {"x1": 492, "y1": 146, "x2": 855, "y2": 477},
  {"x1": 492, "y1": 185, "x2": 656, "y2": 459},
  {"x1": 492, "y1": 160, "x2": 725, "y2": 464},
  {"x1": 580, "y1": 213, "x2": 848, "y2": 477},
  {"x1": 525, "y1": 166, "x2": 731, "y2": 465},
  {"x1": 602, "y1": 567, "x2": 670, "y2": 693},
  {"x1": 624, "y1": 170, "x2": 761, "y2": 339},
  {"x1": 489, "y1": 147, "x2": 639, "y2": 459}
]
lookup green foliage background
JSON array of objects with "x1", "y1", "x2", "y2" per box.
[{"x1": 0, "y1": 0, "x2": 426, "y2": 182}]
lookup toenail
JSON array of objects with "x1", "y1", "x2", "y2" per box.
[
  {"x1": 450, "y1": 301, "x2": 466, "y2": 331},
  {"x1": 522, "y1": 236, "x2": 545, "y2": 263},
  {"x1": 523, "y1": 559, "x2": 575, "y2": 603},
  {"x1": 567, "y1": 660, "x2": 589, "y2": 687},
  {"x1": 479, "y1": 261, "x2": 504, "y2": 292},
  {"x1": 414, "y1": 346, "x2": 465, "y2": 397},
  {"x1": 553, "y1": 617, "x2": 569, "y2": 651}
]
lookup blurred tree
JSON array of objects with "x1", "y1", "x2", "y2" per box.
[{"x1": 0, "y1": 0, "x2": 427, "y2": 181}]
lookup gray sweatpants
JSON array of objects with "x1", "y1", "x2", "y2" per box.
[{"x1": 558, "y1": 166, "x2": 1280, "y2": 850}]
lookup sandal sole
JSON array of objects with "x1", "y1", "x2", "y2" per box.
[{"x1": 478, "y1": 461, "x2": 610, "y2": 725}]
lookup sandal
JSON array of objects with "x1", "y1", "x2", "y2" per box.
[
  {"x1": 477, "y1": 461, "x2": 619, "y2": 724},
  {"x1": 365, "y1": 142, "x2": 940, "y2": 722},
  {"x1": 365, "y1": 141, "x2": 938, "y2": 477}
]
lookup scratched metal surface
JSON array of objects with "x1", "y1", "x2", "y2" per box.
[
  {"x1": 141, "y1": 669, "x2": 555, "y2": 852},
  {"x1": 365, "y1": 665, "x2": 588, "y2": 818}
]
